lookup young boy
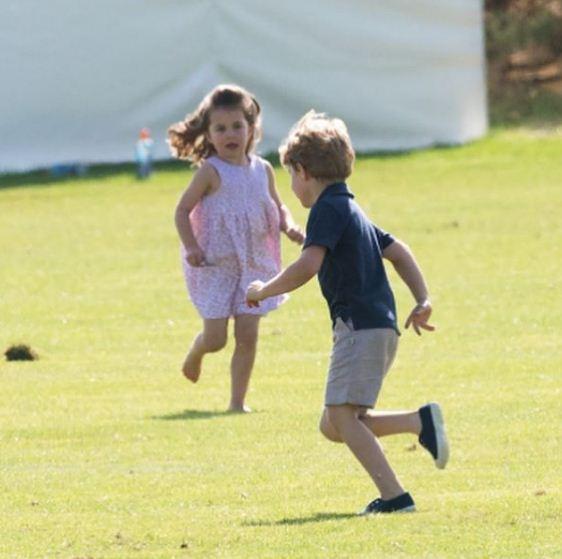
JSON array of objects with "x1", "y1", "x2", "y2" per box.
[{"x1": 246, "y1": 111, "x2": 449, "y2": 514}]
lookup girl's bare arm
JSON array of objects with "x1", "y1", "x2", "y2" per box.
[
  {"x1": 265, "y1": 161, "x2": 305, "y2": 244},
  {"x1": 174, "y1": 163, "x2": 218, "y2": 266}
]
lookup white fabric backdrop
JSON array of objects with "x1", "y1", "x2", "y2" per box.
[{"x1": 0, "y1": 0, "x2": 487, "y2": 172}]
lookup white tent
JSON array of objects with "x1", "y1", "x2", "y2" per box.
[{"x1": 0, "y1": 0, "x2": 487, "y2": 172}]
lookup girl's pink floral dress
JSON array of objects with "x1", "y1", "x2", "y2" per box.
[{"x1": 182, "y1": 154, "x2": 286, "y2": 318}]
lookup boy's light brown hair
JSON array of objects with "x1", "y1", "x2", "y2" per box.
[{"x1": 279, "y1": 110, "x2": 355, "y2": 181}]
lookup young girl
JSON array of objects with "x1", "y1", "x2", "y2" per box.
[{"x1": 168, "y1": 84, "x2": 304, "y2": 412}]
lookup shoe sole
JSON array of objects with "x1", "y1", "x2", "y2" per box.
[
  {"x1": 394, "y1": 505, "x2": 416, "y2": 513},
  {"x1": 428, "y1": 402, "x2": 449, "y2": 469},
  {"x1": 358, "y1": 505, "x2": 416, "y2": 516}
]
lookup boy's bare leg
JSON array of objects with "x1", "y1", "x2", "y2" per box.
[
  {"x1": 326, "y1": 404, "x2": 405, "y2": 500},
  {"x1": 182, "y1": 318, "x2": 228, "y2": 383},
  {"x1": 320, "y1": 408, "x2": 421, "y2": 441},
  {"x1": 228, "y1": 314, "x2": 260, "y2": 412},
  {"x1": 361, "y1": 409, "x2": 421, "y2": 437}
]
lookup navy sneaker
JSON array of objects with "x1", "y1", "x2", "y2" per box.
[
  {"x1": 418, "y1": 402, "x2": 449, "y2": 469},
  {"x1": 359, "y1": 492, "x2": 416, "y2": 515}
]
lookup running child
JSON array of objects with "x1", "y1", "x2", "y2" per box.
[
  {"x1": 168, "y1": 84, "x2": 304, "y2": 412},
  {"x1": 246, "y1": 110, "x2": 449, "y2": 513}
]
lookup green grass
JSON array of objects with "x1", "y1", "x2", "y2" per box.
[{"x1": 1, "y1": 130, "x2": 561, "y2": 558}]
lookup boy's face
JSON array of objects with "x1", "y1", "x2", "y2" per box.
[{"x1": 289, "y1": 165, "x2": 313, "y2": 208}]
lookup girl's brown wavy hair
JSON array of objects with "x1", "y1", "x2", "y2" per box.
[{"x1": 167, "y1": 84, "x2": 262, "y2": 166}]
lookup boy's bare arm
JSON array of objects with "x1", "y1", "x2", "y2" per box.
[
  {"x1": 246, "y1": 245, "x2": 326, "y2": 305},
  {"x1": 383, "y1": 240, "x2": 429, "y2": 303},
  {"x1": 383, "y1": 240, "x2": 435, "y2": 335}
]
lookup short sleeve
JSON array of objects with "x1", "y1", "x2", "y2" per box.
[
  {"x1": 304, "y1": 202, "x2": 348, "y2": 251},
  {"x1": 374, "y1": 224, "x2": 395, "y2": 250}
]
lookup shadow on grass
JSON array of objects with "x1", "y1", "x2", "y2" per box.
[
  {"x1": 243, "y1": 512, "x2": 357, "y2": 527},
  {"x1": 151, "y1": 408, "x2": 241, "y2": 421}
]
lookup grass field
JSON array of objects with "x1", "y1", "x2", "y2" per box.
[{"x1": 1, "y1": 130, "x2": 561, "y2": 558}]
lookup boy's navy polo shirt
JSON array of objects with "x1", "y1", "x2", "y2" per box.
[{"x1": 303, "y1": 182, "x2": 398, "y2": 333}]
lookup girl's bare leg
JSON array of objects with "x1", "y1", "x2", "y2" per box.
[
  {"x1": 228, "y1": 314, "x2": 260, "y2": 412},
  {"x1": 182, "y1": 318, "x2": 228, "y2": 383}
]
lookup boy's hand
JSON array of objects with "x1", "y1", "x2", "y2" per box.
[
  {"x1": 246, "y1": 280, "x2": 266, "y2": 308},
  {"x1": 285, "y1": 224, "x2": 305, "y2": 245},
  {"x1": 185, "y1": 245, "x2": 206, "y2": 267},
  {"x1": 405, "y1": 300, "x2": 435, "y2": 335}
]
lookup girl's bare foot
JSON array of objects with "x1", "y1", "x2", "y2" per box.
[
  {"x1": 182, "y1": 351, "x2": 202, "y2": 383},
  {"x1": 227, "y1": 404, "x2": 252, "y2": 413}
]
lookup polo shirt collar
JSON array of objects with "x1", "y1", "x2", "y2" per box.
[{"x1": 316, "y1": 182, "x2": 354, "y2": 203}]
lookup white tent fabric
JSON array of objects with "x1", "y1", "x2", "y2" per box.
[{"x1": 0, "y1": 0, "x2": 487, "y2": 172}]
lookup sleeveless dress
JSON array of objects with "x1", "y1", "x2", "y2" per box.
[{"x1": 181, "y1": 154, "x2": 286, "y2": 319}]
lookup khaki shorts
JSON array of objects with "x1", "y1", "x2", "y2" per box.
[{"x1": 325, "y1": 318, "x2": 398, "y2": 408}]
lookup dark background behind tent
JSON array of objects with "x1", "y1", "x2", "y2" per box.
[{"x1": 485, "y1": 0, "x2": 562, "y2": 127}]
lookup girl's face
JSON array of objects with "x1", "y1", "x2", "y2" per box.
[{"x1": 207, "y1": 107, "x2": 252, "y2": 164}]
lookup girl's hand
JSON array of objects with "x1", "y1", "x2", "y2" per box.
[
  {"x1": 246, "y1": 280, "x2": 265, "y2": 308},
  {"x1": 284, "y1": 224, "x2": 305, "y2": 245},
  {"x1": 186, "y1": 245, "x2": 206, "y2": 267},
  {"x1": 405, "y1": 300, "x2": 435, "y2": 336}
]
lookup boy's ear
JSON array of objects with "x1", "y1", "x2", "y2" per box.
[{"x1": 294, "y1": 163, "x2": 310, "y2": 180}]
